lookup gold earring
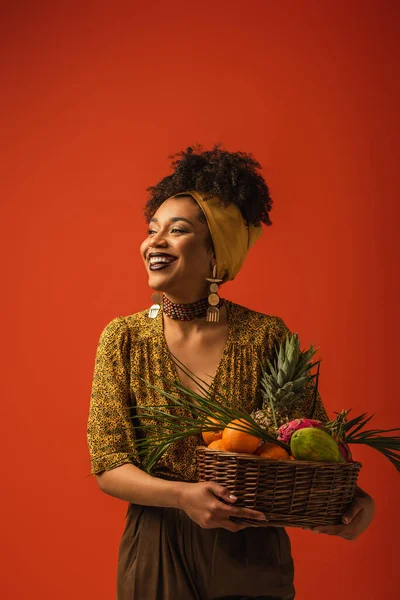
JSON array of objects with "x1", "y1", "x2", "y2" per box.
[
  {"x1": 148, "y1": 292, "x2": 163, "y2": 319},
  {"x1": 205, "y1": 265, "x2": 223, "y2": 323}
]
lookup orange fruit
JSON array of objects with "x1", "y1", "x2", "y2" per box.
[
  {"x1": 222, "y1": 419, "x2": 261, "y2": 454},
  {"x1": 255, "y1": 442, "x2": 290, "y2": 460},
  {"x1": 201, "y1": 417, "x2": 224, "y2": 446},
  {"x1": 208, "y1": 439, "x2": 225, "y2": 451}
]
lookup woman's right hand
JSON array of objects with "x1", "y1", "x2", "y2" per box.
[{"x1": 177, "y1": 481, "x2": 268, "y2": 532}]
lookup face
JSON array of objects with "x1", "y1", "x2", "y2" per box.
[{"x1": 140, "y1": 196, "x2": 215, "y2": 302}]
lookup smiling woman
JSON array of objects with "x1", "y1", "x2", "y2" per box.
[
  {"x1": 140, "y1": 197, "x2": 216, "y2": 303},
  {"x1": 87, "y1": 143, "x2": 374, "y2": 600}
]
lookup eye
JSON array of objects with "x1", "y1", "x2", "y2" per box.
[{"x1": 147, "y1": 227, "x2": 187, "y2": 235}]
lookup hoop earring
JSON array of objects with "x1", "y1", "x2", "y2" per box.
[
  {"x1": 148, "y1": 292, "x2": 163, "y2": 319},
  {"x1": 205, "y1": 265, "x2": 223, "y2": 323}
]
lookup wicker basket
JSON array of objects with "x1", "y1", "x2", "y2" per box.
[{"x1": 196, "y1": 446, "x2": 362, "y2": 528}]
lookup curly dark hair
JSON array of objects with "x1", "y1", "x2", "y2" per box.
[{"x1": 143, "y1": 143, "x2": 273, "y2": 227}]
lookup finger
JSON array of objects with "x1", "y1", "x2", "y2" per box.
[
  {"x1": 207, "y1": 483, "x2": 237, "y2": 504},
  {"x1": 219, "y1": 504, "x2": 267, "y2": 521},
  {"x1": 231, "y1": 517, "x2": 265, "y2": 528},
  {"x1": 341, "y1": 502, "x2": 363, "y2": 525}
]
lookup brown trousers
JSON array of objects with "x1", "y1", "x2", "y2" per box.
[{"x1": 117, "y1": 503, "x2": 295, "y2": 600}]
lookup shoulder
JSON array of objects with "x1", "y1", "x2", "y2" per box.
[
  {"x1": 97, "y1": 307, "x2": 157, "y2": 344},
  {"x1": 228, "y1": 301, "x2": 292, "y2": 345},
  {"x1": 96, "y1": 315, "x2": 127, "y2": 343},
  {"x1": 94, "y1": 316, "x2": 131, "y2": 360}
]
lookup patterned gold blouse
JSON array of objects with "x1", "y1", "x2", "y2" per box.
[{"x1": 87, "y1": 300, "x2": 329, "y2": 481}]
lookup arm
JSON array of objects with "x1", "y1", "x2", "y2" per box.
[
  {"x1": 96, "y1": 461, "x2": 269, "y2": 532},
  {"x1": 87, "y1": 317, "x2": 141, "y2": 475},
  {"x1": 96, "y1": 462, "x2": 183, "y2": 506}
]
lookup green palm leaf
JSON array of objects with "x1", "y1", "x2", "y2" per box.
[{"x1": 326, "y1": 409, "x2": 400, "y2": 473}]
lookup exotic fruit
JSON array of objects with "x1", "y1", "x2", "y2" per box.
[
  {"x1": 201, "y1": 417, "x2": 224, "y2": 446},
  {"x1": 208, "y1": 439, "x2": 225, "y2": 451},
  {"x1": 250, "y1": 333, "x2": 321, "y2": 433},
  {"x1": 255, "y1": 442, "x2": 291, "y2": 460},
  {"x1": 277, "y1": 418, "x2": 324, "y2": 444},
  {"x1": 337, "y1": 440, "x2": 353, "y2": 463},
  {"x1": 291, "y1": 427, "x2": 345, "y2": 463},
  {"x1": 222, "y1": 419, "x2": 261, "y2": 454}
]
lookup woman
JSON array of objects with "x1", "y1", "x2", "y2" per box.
[{"x1": 87, "y1": 145, "x2": 375, "y2": 600}]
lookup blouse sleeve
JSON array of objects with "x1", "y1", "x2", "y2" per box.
[
  {"x1": 273, "y1": 317, "x2": 330, "y2": 423},
  {"x1": 87, "y1": 316, "x2": 141, "y2": 475}
]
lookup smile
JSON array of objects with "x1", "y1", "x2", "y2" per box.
[{"x1": 148, "y1": 255, "x2": 178, "y2": 271}]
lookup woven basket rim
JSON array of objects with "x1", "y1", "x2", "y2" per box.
[{"x1": 196, "y1": 445, "x2": 362, "y2": 467}]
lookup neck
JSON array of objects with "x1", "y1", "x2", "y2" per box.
[{"x1": 162, "y1": 288, "x2": 209, "y2": 304}]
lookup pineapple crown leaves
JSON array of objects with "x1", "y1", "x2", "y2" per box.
[
  {"x1": 272, "y1": 333, "x2": 321, "y2": 384},
  {"x1": 260, "y1": 333, "x2": 322, "y2": 413}
]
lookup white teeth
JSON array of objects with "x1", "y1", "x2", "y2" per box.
[{"x1": 149, "y1": 256, "x2": 176, "y2": 265}]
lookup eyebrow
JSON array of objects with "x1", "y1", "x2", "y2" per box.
[{"x1": 149, "y1": 217, "x2": 193, "y2": 225}]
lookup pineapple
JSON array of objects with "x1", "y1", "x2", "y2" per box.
[{"x1": 251, "y1": 333, "x2": 320, "y2": 434}]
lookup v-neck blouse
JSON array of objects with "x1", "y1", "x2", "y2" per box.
[
  {"x1": 160, "y1": 299, "x2": 233, "y2": 399},
  {"x1": 87, "y1": 301, "x2": 329, "y2": 481}
]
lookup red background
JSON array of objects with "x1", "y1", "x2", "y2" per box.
[{"x1": 2, "y1": 1, "x2": 399, "y2": 598}]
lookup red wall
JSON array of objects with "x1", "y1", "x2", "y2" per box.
[{"x1": 2, "y1": 1, "x2": 399, "y2": 598}]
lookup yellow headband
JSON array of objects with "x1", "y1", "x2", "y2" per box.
[{"x1": 168, "y1": 190, "x2": 263, "y2": 282}]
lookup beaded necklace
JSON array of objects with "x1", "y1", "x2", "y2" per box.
[{"x1": 162, "y1": 294, "x2": 224, "y2": 321}]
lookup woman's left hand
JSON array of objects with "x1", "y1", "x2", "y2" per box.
[{"x1": 310, "y1": 487, "x2": 375, "y2": 541}]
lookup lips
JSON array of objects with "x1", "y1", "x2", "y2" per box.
[
  {"x1": 149, "y1": 263, "x2": 175, "y2": 271},
  {"x1": 148, "y1": 253, "x2": 177, "y2": 271}
]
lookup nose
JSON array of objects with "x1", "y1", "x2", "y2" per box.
[{"x1": 148, "y1": 231, "x2": 168, "y2": 247}]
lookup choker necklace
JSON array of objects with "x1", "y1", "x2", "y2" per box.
[{"x1": 162, "y1": 294, "x2": 224, "y2": 321}]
